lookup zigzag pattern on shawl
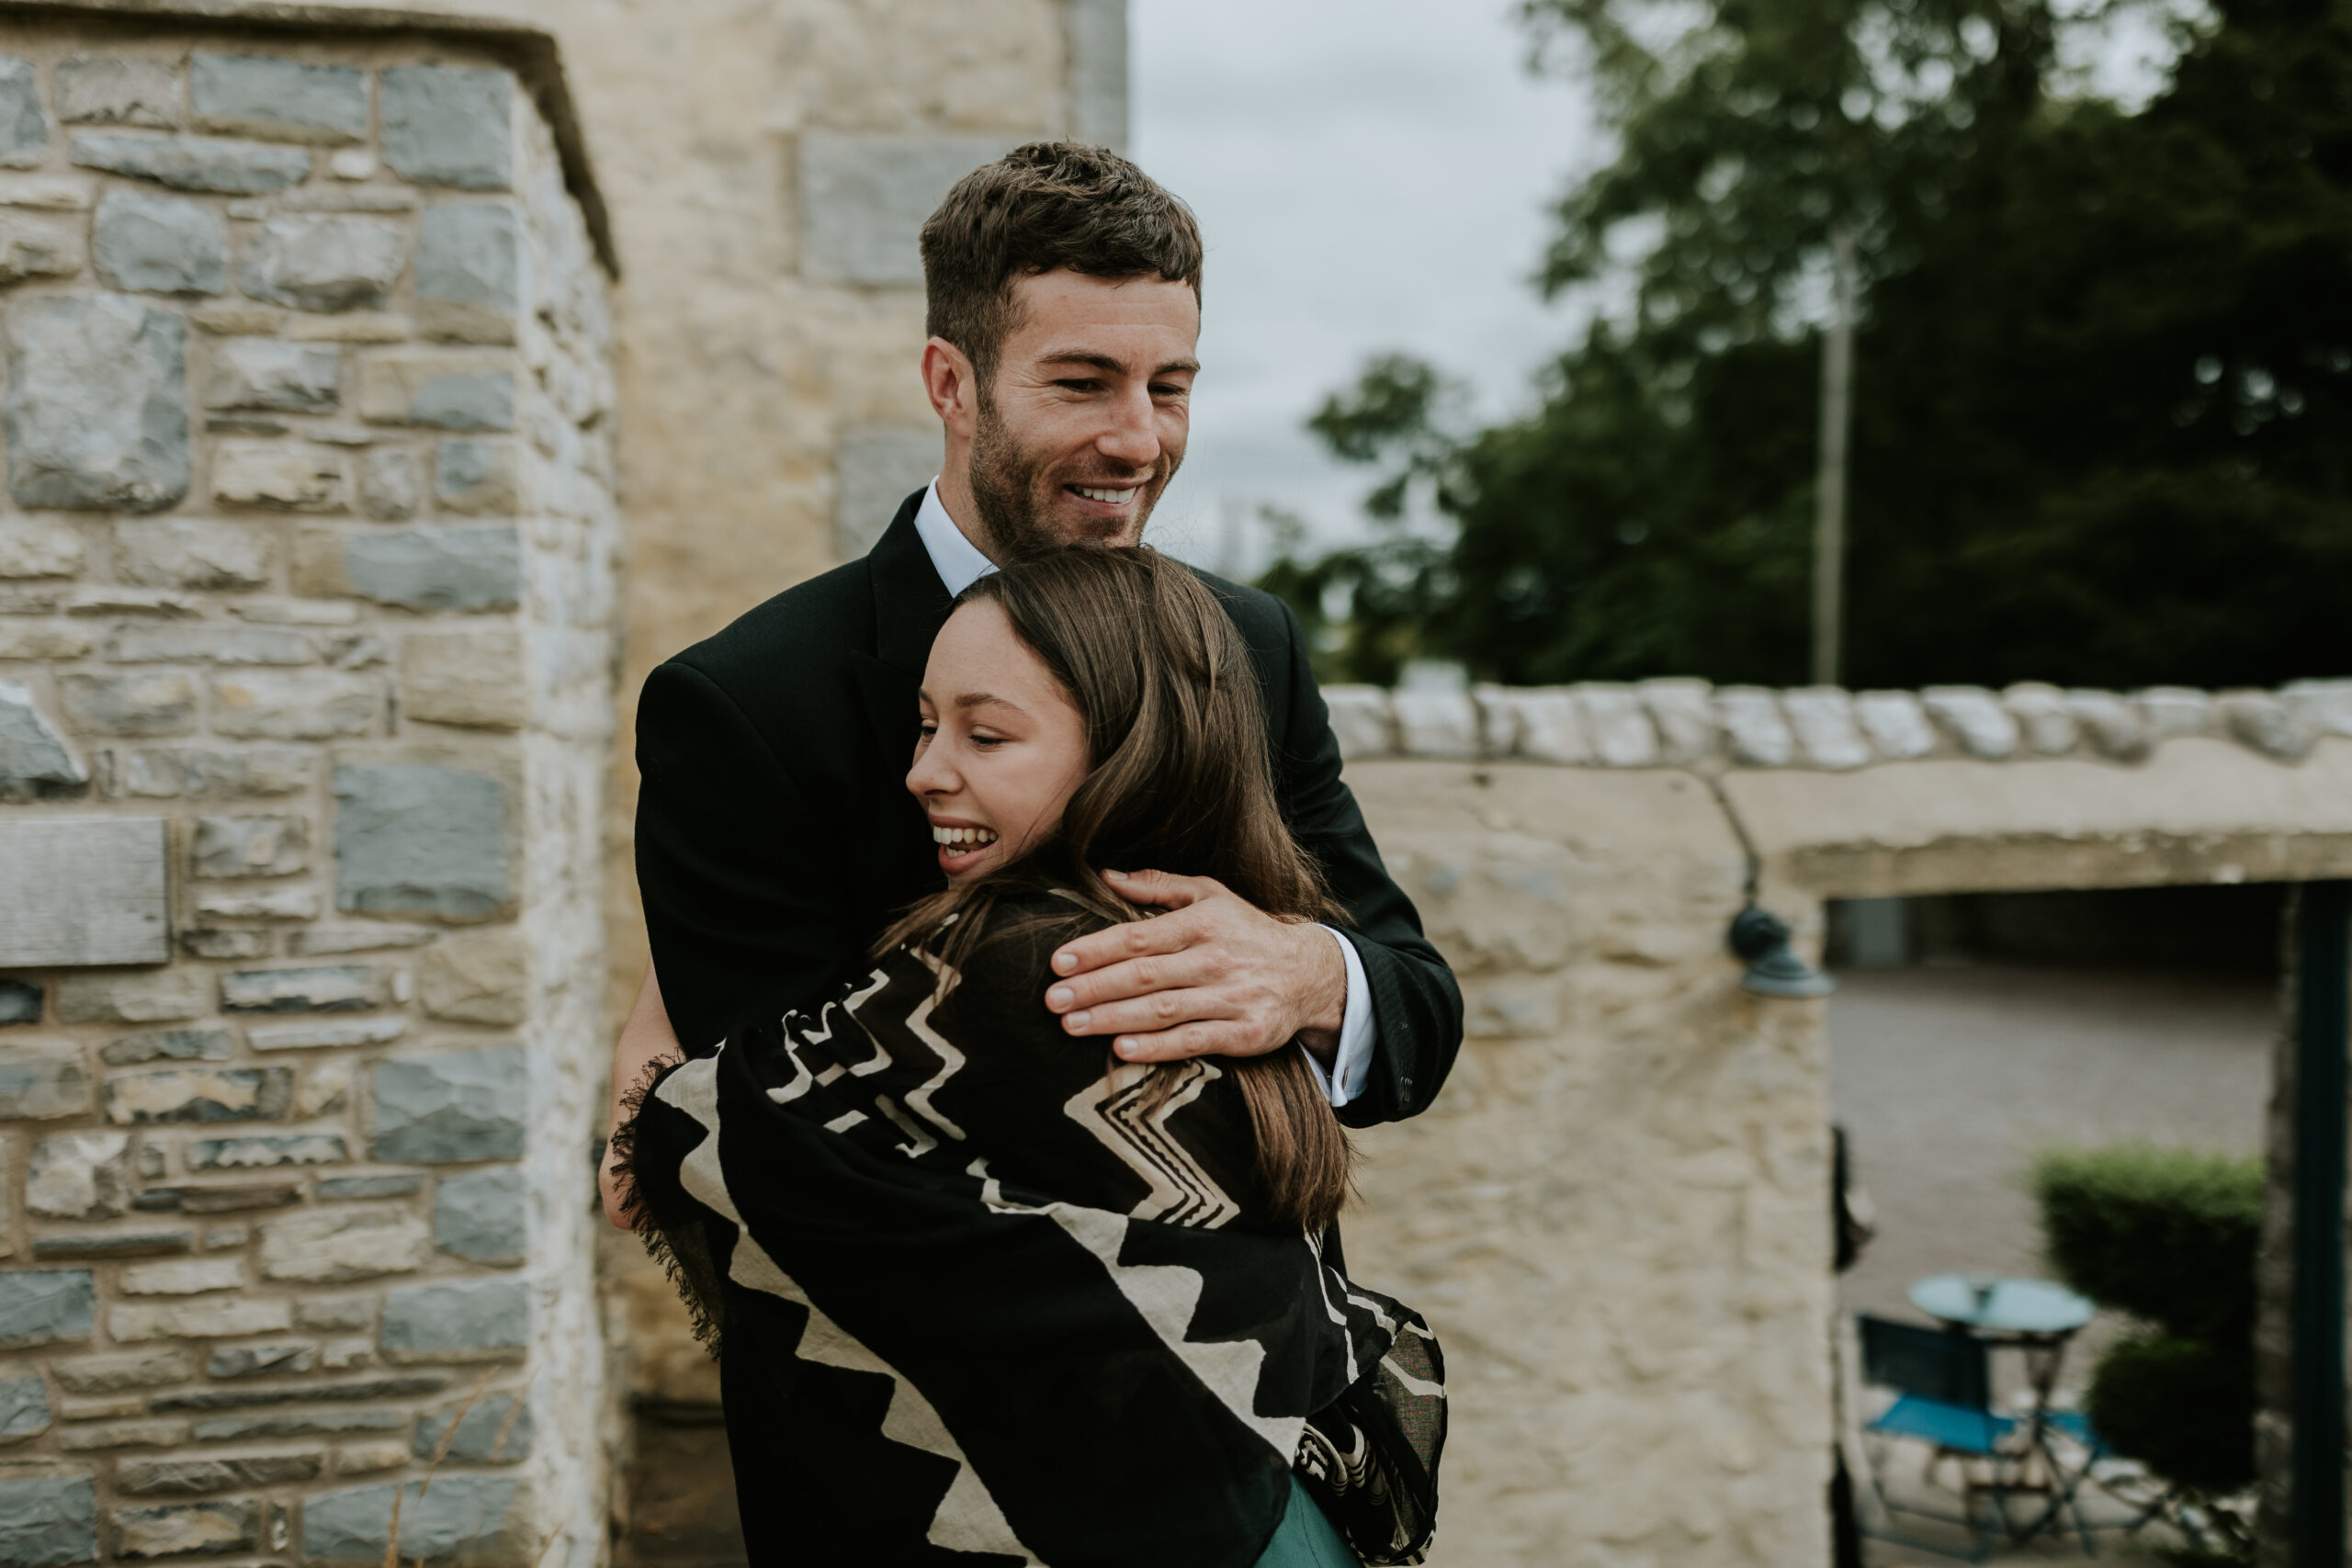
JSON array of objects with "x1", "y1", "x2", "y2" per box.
[{"x1": 658, "y1": 1053, "x2": 1037, "y2": 1563}]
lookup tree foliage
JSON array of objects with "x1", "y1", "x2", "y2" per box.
[{"x1": 1267, "y1": 0, "x2": 2352, "y2": 689}]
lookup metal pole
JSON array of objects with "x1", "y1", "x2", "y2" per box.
[
  {"x1": 1812, "y1": 228, "x2": 1857, "y2": 688},
  {"x1": 2294, "y1": 880, "x2": 2350, "y2": 1566}
]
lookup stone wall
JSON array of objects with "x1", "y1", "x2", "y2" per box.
[{"x1": 0, "y1": 9, "x2": 618, "y2": 1562}]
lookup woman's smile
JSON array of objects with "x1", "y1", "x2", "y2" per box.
[{"x1": 930, "y1": 817, "x2": 1001, "y2": 874}]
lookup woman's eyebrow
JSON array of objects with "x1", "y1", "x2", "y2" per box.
[{"x1": 954, "y1": 691, "x2": 1024, "y2": 715}]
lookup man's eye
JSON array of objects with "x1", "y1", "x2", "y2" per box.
[
  {"x1": 1151, "y1": 383, "x2": 1190, "y2": 399},
  {"x1": 1055, "y1": 379, "x2": 1102, "y2": 393},
  {"x1": 971, "y1": 733, "x2": 1008, "y2": 748}
]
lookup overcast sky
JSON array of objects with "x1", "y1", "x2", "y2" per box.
[{"x1": 1130, "y1": 0, "x2": 1594, "y2": 576}]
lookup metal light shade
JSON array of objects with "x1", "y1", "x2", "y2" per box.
[{"x1": 1728, "y1": 903, "x2": 1838, "y2": 998}]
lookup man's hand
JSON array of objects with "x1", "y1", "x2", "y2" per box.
[{"x1": 1046, "y1": 870, "x2": 1346, "y2": 1065}]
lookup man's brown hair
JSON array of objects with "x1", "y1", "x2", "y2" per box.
[{"x1": 920, "y1": 141, "x2": 1204, "y2": 388}]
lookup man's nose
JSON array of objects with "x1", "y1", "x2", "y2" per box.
[{"x1": 1095, "y1": 385, "x2": 1160, "y2": 469}]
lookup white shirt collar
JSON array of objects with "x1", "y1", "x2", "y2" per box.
[{"x1": 911, "y1": 479, "x2": 997, "y2": 597}]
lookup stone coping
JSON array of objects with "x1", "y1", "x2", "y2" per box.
[
  {"x1": 0, "y1": 0, "x2": 618, "y2": 276},
  {"x1": 1326, "y1": 678, "x2": 2352, "y2": 770}
]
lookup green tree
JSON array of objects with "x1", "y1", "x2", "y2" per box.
[{"x1": 1271, "y1": 0, "x2": 2352, "y2": 689}]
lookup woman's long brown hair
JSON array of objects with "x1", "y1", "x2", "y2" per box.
[{"x1": 878, "y1": 546, "x2": 1354, "y2": 1234}]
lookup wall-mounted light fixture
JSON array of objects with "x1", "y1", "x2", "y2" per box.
[{"x1": 1728, "y1": 904, "x2": 1837, "y2": 998}]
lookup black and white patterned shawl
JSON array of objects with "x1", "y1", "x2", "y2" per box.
[{"x1": 619, "y1": 894, "x2": 1445, "y2": 1567}]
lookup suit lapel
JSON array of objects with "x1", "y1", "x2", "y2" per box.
[{"x1": 854, "y1": 491, "x2": 956, "y2": 767}]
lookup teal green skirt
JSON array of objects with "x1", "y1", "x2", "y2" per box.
[{"x1": 1252, "y1": 1475, "x2": 1360, "y2": 1568}]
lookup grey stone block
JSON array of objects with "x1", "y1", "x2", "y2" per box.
[
  {"x1": 0, "y1": 979, "x2": 40, "y2": 1025},
  {"x1": 239, "y1": 215, "x2": 407, "y2": 312},
  {"x1": 191, "y1": 1408, "x2": 401, "y2": 1440},
  {"x1": 208, "y1": 670, "x2": 379, "y2": 741},
  {"x1": 101, "y1": 1028, "x2": 232, "y2": 1066},
  {"x1": 93, "y1": 190, "x2": 226, "y2": 295},
  {"x1": 0, "y1": 58, "x2": 48, "y2": 169},
  {"x1": 57, "y1": 671, "x2": 196, "y2": 737},
  {"x1": 370, "y1": 1046, "x2": 524, "y2": 1163},
  {"x1": 27, "y1": 1132, "x2": 130, "y2": 1219},
  {"x1": 51, "y1": 1348, "x2": 194, "y2": 1393},
  {"x1": 379, "y1": 66, "x2": 514, "y2": 190},
  {"x1": 187, "y1": 1133, "x2": 347, "y2": 1169},
  {"x1": 115, "y1": 518, "x2": 273, "y2": 590},
  {"x1": 220, "y1": 964, "x2": 386, "y2": 1013},
  {"x1": 192, "y1": 815, "x2": 309, "y2": 878},
  {"x1": 191, "y1": 53, "x2": 367, "y2": 143},
  {"x1": 0, "y1": 211, "x2": 86, "y2": 285},
  {"x1": 0, "y1": 818, "x2": 173, "y2": 969},
  {"x1": 107, "y1": 625, "x2": 316, "y2": 665},
  {"x1": 204, "y1": 1339, "x2": 314, "y2": 1379},
  {"x1": 379, "y1": 1280, "x2": 528, "y2": 1360},
  {"x1": 101, "y1": 1066, "x2": 293, "y2": 1123},
  {"x1": 51, "y1": 965, "x2": 199, "y2": 1025},
  {"x1": 344, "y1": 525, "x2": 521, "y2": 611},
  {"x1": 413, "y1": 1392, "x2": 531, "y2": 1461},
  {"x1": 4, "y1": 293, "x2": 188, "y2": 512},
  {"x1": 334, "y1": 763, "x2": 510, "y2": 920},
  {"x1": 0, "y1": 678, "x2": 85, "y2": 800},
  {"x1": 318, "y1": 1173, "x2": 422, "y2": 1200},
  {"x1": 118, "y1": 747, "x2": 310, "y2": 799},
  {"x1": 417, "y1": 203, "x2": 522, "y2": 342},
  {"x1": 114, "y1": 1497, "x2": 257, "y2": 1557},
  {"x1": 117, "y1": 1453, "x2": 318, "y2": 1495},
  {"x1": 434, "y1": 440, "x2": 519, "y2": 514},
  {"x1": 245, "y1": 1017, "x2": 401, "y2": 1052},
  {"x1": 435, "y1": 1167, "x2": 526, "y2": 1263},
  {"x1": 0, "y1": 1372, "x2": 51, "y2": 1440},
  {"x1": 70, "y1": 130, "x2": 310, "y2": 194},
  {"x1": 0, "y1": 1474, "x2": 96, "y2": 1566},
  {"x1": 29, "y1": 1229, "x2": 190, "y2": 1258},
  {"x1": 835, "y1": 426, "x2": 940, "y2": 558},
  {"x1": 799, "y1": 133, "x2": 1018, "y2": 286},
  {"x1": 0, "y1": 1041, "x2": 92, "y2": 1120},
  {"x1": 129, "y1": 1186, "x2": 291, "y2": 1217},
  {"x1": 356, "y1": 447, "x2": 420, "y2": 520},
  {"x1": 56, "y1": 56, "x2": 180, "y2": 129},
  {"x1": 414, "y1": 371, "x2": 513, "y2": 431},
  {"x1": 206, "y1": 339, "x2": 337, "y2": 412},
  {"x1": 0, "y1": 1269, "x2": 96, "y2": 1348}
]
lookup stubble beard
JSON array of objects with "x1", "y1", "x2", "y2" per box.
[{"x1": 967, "y1": 393, "x2": 1168, "y2": 564}]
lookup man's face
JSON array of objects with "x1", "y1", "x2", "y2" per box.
[{"x1": 967, "y1": 269, "x2": 1199, "y2": 560}]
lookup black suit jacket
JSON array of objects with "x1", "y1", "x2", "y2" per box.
[{"x1": 633, "y1": 491, "x2": 1462, "y2": 1128}]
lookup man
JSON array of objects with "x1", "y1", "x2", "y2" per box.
[{"x1": 618, "y1": 141, "x2": 1458, "y2": 1144}]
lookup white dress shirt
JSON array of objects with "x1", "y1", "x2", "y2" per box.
[{"x1": 910, "y1": 481, "x2": 1375, "y2": 1107}]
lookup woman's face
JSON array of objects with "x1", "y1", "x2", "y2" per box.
[{"x1": 908, "y1": 599, "x2": 1091, "y2": 880}]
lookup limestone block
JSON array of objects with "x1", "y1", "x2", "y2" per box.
[
  {"x1": 0, "y1": 1269, "x2": 96, "y2": 1347},
  {"x1": 93, "y1": 190, "x2": 226, "y2": 295},
  {"x1": 435, "y1": 1166, "x2": 527, "y2": 1263},
  {"x1": 1851, "y1": 690, "x2": 1937, "y2": 760},
  {"x1": 0, "y1": 679, "x2": 85, "y2": 799},
  {"x1": 191, "y1": 814, "x2": 309, "y2": 878},
  {"x1": 0, "y1": 520, "x2": 85, "y2": 581},
  {"x1": 304, "y1": 1476, "x2": 528, "y2": 1562},
  {"x1": 27, "y1": 1132, "x2": 131, "y2": 1219},
  {"x1": 380, "y1": 65, "x2": 515, "y2": 190},
  {"x1": 57, "y1": 1417, "x2": 186, "y2": 1448},
  {"x1": 1920, "y1": 685, "x2": 2018, "y2": 759},
  {"x1": 206, "y1": 339, "x2": 338, "y2": 412},
  {"x1": 2216, "y1": 689, "x2": 2310, "y2": 761},
  {"x1": 70, "y1": 130, "x2": 310, "y2": 195},
  {"x1": 288, "y1": 921, "x2": 431, "y2": 954},
  {"x1": 370, "y1": 1045, "x2": 526, "y2": 1162},
  {"x1": 1516, "y1": 688, "x2": 1604, "y2": 763},
  {"x1": 247, "y1": 1017, "x2": 401, "y2": 1052},
  {"x1": 52, "y1": 1348, "x2": 194, "y2": 1392},
  {"x1": 0, "y1": 625, "x2": 94, "y2": 660},
  {"x1": 1320, "y1": 685, "x2": 1392, "y2": 759},
  {"x1": 297, "y1": 1058, "x2": 352, "y2": 1118},
  {"x1": 117, "y1": 1451, "x2": 318, "y2": 1494},
  {"x1": 320, "y1": 1337, "x2": 373, "y2": 1368},
  {"x1": 56, "y1": 57, "x2": 181, "y2": 129},
  {"x1": 114, "y1": 518, "x2": 272, "y2": 590},
  {"x1": 800, "y1": 132, "x2": 1018, "y2": 286},
  {"x1": 220, "y1": 964, "x2": 388, "y2": 1013},
  {"x1": 413, "y1": 1391, "x2": 531, "y2": 1461},
  {"x1": 111, "y1": 1294, "x2": 292, "y2": 1349},
  {"x1": 239, "y1": 214, "x2": 407, "y2": 314},
  {"x1": 0, "y1": 818, "x2": 170, "y2": 966},
  {"x1": 2000, "y1": 682, "x2": 2080, "y2": 756},
  {"x1": 0, "y1": 210, "x2": 86, "y2": 285},
  {"x1": 2135, "y1": 685, "x2": 2212, "y2": 741},
  {"x1": 417, "y1": 203, "x2": 523, "y2": 343},
  {"x1": 1715, "y1": 686, "x2": 1794, "y2": 766},
  {"x1": 190, "y1": 53, "x2": 367, "y2": 144},
  {"x1": 334, "y1": 763, "x2": 510, "y2": 920},
  {"x1": 1391, "y1": 690, "x2": 1479, "y2": 760},
  {"x1": 0, "y1": 172, "x2": 94, "y2": 210},
  {"x1": 211, "y1": 440, "x2": 350, "y2": 511},
  {"x1": 0, "y1": 979, "x2": 39, "y2": 1024},
  {"x1": 0, "y1": 1373, "x2": 51, "y2": 1441},
  {"x1": 182, "y1": 926, "x2": 269, "y2": 961},
  {"x1": 209, "y1": 670, "x2": 379, "y2": 740},
  {"x1": 2283, "y1": 678, "x2": 2352, "y2": 740},
  {"x1": 1781, "y1": 687, "x2": 1871, "y2": 771},
  {"x1": 101, "y1": 1027, "x2": 233, "y2": 1066},
  {"x1": 2074, "y1": 691, "x2": 2151, "y2": 763},
  {"x1": 59, "y1": 587, "x2": 201, "y2": 616},
  {"x1": 4, "y1": 293, "x2": 189, "y2": 512},
  {"x1": 1573, "y1": 685, "x2": 1662, "y2": 767},
  {"x1": 117, "y1": 1259, "x2": 243, "y2": 1296},
  {"x1": 52, "y1": 966, "x2": 201, "y2": 1024},
  {"x1": 434, "y1": 439, "x2": 520, "y2": 514},
  {"x1": 329, "y1": 149, "x2": 377, "y2": 180},
  {"x1": 187, "y1": 1134, "x2": 346, "y2": 1169},
  {"x1": 418, "y1": 930, "x2": 526, "y2": 1025},
  {"x1": 0, "y1": 57, "x2": 47, "y2": 167},
  {"x1": 1638, "y1": 678, "x2": 1717, "y2": 763},
  {"x1": 102, "y1": 1066, "x2": 293, "y2": 1123},
  {"x1": 259, "y1": 1206, "x2": 429, "y2": 1283},
  {"x1": 356, "y1": 352, "x2": 516, "y2": 431},
  {"x1": 108, "y1": 624, "x2": 314, "y2": 665},
  {"x1": 119, "y1": 746, "x2": 309, "y2": 799},
  {"x1": 193, "y1": 1408, "x2": 388, "y2": 1440},
  {"x1": 834, "y1": 426, "x2": 941, "y2": 557},
  {"x1": 294, "y1": 1297, "x2": 374, "y2": 1333},
  {"x1": 0, "y1": 1475, "x2": 96, "y2": 1564},
  {"x1": 356, "y1": 447, "x2": 421, "y2": 520},
  {"x1": 114, "y1": 1497, "x2": 259, "y2": 1556},
  {"x1": 402, "y1": 626, "x2": 525, "y2": 730},
  {"x1": 379, "y1": 1280, "x2": 528, "y2": 1360}
]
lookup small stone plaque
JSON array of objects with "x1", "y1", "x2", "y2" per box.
[{"x1": 0, "y1": 818, "x2": 170, "y2": 966}]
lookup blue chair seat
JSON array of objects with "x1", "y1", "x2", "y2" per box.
[{"x1": 1868, "y1": 1393, "x2": 2018, "y2": 1456}]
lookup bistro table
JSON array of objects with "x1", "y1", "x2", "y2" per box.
[{"x1": 1909, "y1": 1274, "x2": 2099, "y2": 1548}]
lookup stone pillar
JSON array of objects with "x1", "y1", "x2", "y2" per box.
[{"x1": 0, "y1": 11, "x2": 617, "y2": 1562}]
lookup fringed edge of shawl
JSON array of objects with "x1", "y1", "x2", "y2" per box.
[{"x1": 608, "y1": 1056, "x2": 729, "y2": 1360}]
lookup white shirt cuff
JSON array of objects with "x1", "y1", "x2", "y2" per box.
[{"x1": 1303, "y1": 925, "x2": 1375, "y2": 1109}]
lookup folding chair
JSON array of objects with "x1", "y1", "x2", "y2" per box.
[{"x1": 1856, "y1": 1314, "x2": 2020, "y2": 1562}]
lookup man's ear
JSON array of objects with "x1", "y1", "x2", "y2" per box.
[{"x1": 922, "y1": 337, "x2": 982, "y2": 442}]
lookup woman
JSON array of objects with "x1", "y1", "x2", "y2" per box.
[{"x1": 604, "y1": 547, "x2": 1442, "y2": 1567}]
